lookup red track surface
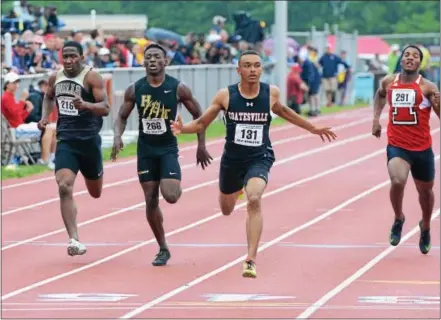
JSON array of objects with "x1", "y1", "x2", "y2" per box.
[{"x1": 2, "y1": 108, "x2": 440, "y2": 319}]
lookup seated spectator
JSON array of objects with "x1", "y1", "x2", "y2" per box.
[
  {"x1": 167, "y1": 41, "x2": 186, "y2": 65},
  {"x1": 115, "y1": 38, "x2": 132, "y2": 67},
  {"x1": 11, "y1": 40, "x2": 31, "y2": 74},
  {"x1": 26, "y1": 79, "x2": 48, "y2": 123},
  {"x1": 96, "y1": 47, "x2": 115, "y2": 68},
  {"x1": 1, "y1": 72, "x2": 55, "y2": 168},
  {"x1": 28, "y1": 35, "x2": 54, "y2": 73}
]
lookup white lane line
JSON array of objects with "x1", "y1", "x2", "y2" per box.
[
  {"x1": 120, "y1": 155, "x2": 441, "y2": 319},
  {"x1": 296, "y1": 207, "x2": 441, "y2": 319},
  {"x1": 1, "y1": 124, "x2": 399, "y2": 250},
  {"x1": 2, "y1": 109, "x2": 352, "y2": 190},
  {"x1": 1, "y1": 145, "x2": 401, "y2": 300},
  {"x1": 1, "y1": 115, "x2": 385, "y2": 216}
]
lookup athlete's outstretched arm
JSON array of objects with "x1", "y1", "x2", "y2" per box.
[
  {"x1": 73, "y1": 71, "x2": 110, "y2": 116},
  {"x1": 38, "y1": 73, "x2": 57, "y2": 130},
  {"x1": 111, "y1": 84, "x2": 136, "y2": 161},
  {"x1": 171, "y1": 88, "x2": 226, "y2": 135},
  {"x1": 177, "y1": 83, "x2": 206, "y2": 145},
  {"x1": 372, "y1": 74, "x2": 393, "y2": 138},
  {"x1": 270, "y1": 85, "x2": 336, "y2": 142}
]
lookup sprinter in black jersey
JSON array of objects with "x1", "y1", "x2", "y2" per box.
[
  {"x1": 111, "y1": 43, "x2": 212, "y2": 266},
  {"x1": 171, "y1": 50, "x2": 337, "y2": 278},
  {"x1": 38, "y1": 41, "x2": 110, "y2": 257}
]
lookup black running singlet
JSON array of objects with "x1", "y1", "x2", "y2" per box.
[
  {"x1": 54, "y1": 66, "x2": 103, "y2": 140},
  {"x1": 223, "y1": 82, "x2": 272, "y2": 161},
  {"x1": 134, "y1": 74, "x2": 180, "y2": 149}
]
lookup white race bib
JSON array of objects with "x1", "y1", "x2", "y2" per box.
[
  {"x1": 391, "y1": 89, "x2": 416, "y2": 108},
  {"x1": 58, "y1": 98, "x2": 78, "y2": 116},
  {"x1": 234, "y1": 124, "x2": 263, "y2": 147},
  {"x1": 141, "y1": 118, "x2": 167, "y2": 135}
]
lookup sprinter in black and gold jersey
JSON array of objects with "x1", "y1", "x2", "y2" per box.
[
  {"x1": 171, "y1": 50, "x2": 337, "y2": 278},
  {"x1": 111, "y1": 43, "x2": 212, "y2": 266},
  {"x1": 38, "y1": 41, "x2": 110, "y2": 257}
]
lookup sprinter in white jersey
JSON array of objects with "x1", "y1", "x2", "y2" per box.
[{"x1": 38, "y1": 41, "x2": 110, "y2": 256}]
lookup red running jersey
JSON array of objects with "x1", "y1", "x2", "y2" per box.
[{"x1": 386, "y1": 74, "x2": 432, "y2": 151}]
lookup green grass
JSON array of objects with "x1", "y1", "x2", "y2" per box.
[{"x1": 1, "y1": 103, "x2": 368, "y2": 180}]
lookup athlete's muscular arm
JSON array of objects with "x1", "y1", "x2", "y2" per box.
[
  {"x1": 373, "y1": 75, "x2": 393, "y2": 121},
  {"x1": 38, "y1": 73, "x2": 57, "y2": 130},
  {"x1": 171, "y1": 88, "x2": 227, "y2": 135},
  {"x1": 372, "y1": 74, "x2": 394, "y2": 138},
  {"x1": 177, "y1": 82, "x2": 213, "y2": 168},
  {"x1": 177, "y1": 83, "x2": 206, "y2": 145},
  {"x1": 425, "y1": 81, "x2": 440, "y2": 119},
  {"x1": 270, "y1": 85, "x2": 337, "y2": 142},
  {"x1": 73, "y1": 71, "x2": 110, "y2": 116},
  {"x1": 111, "y1": 84, "x2": 135, "y2": 161}
]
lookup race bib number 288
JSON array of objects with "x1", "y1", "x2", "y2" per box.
[
  {"x1": 142, "y1": 118, "x2": 167, "y2": 135},
  {"x1": 234, "y1": 124, "x2": 263, "y2": 147},
  {"x1": 58, "y1": 98, "x2": 78, "y2": 116},
  {"x1": 391, "y1": 89, "x2": 417, "y2": 125}
]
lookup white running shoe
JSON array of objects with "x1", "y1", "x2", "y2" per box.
[{"x1": 67, "y1": 238, "x2": 87, "y2": 256}]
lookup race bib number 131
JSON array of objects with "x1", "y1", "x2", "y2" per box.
[
  {"x1": 234, "y1": 124, "x2": 263, "y2": 147},
  {"x1": 142, "y1": 118, "x2": 167, "y2": 135},
  {"x1": 58, "y1": 98, "x2": 78, "y2": 116}
]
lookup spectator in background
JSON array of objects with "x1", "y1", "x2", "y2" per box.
[
  {"x1": 9, "y1": 28, "x2": 21, "y2": 43},
  {"x1": 26, "y1": 79, "x2": 48, "y2": 123},
  {"x1": 44, "y1": 6, "x2": 59, "y2": 34},
  {"x1": 115, "y1": 38, "x2": 132, "y2": 67},
  {"x1": 419, "y1": 44, "x2": 431, "y2": 78},
  {"x1": 28, "y1": 35, "x2": 53, "y2": 73},
  {"x1": 96, "y1": 47, "x2": 115, "y2": 68},
  {"x1": 1, "y1": 72, "x2": 56, "y2": 168},
  {"x1": 287, "y1": 63, "x2": 308, "y2": 114},
  {"x1": 296, "y1": 50, "x2": 318, "y2": 116},
  {"x1": 210, "y1": 15, "x2": 229, "y2": 42},
  {"x1": 205, "y1": 43, "x2": 221, "y2": 64},
  {"x1": 307, "y1": 47, "x2": 322, "y2": 115},
  {"x1": 11, "y1": 40, "x2": 31, "y2": 74},
  {"x1": 318, "y1": 44, "x2": 349, "y2": 107},
  {"x1": 84, "y1": 40, "x2": 99, "y2": 66},
  {"x1": 43, "y1": 34, "x2": 60, "y2": 67},
  {"x1": 387, "y1": 44, "x2": 400, "y2": 74},
  {"x1": 337, "y1": 50, "x2": 351, "y2": 106},
  {"x1": 110, "y1": 49, "x2": 124, "y2": 67},
  {"x1": 167, "y1": 41, "x2": 186, "y2": 65}
]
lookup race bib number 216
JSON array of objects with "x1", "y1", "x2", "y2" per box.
[{"x1": 58, "y1": 98, "x2": 78, "y2": 116}]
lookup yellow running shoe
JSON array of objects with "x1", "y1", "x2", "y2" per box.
[
  {"x1": 237, "y1": 189, "x2": 245, "y2": 200},
  {"x1": 242, "y1": 259, "x2": 257, "y2": 278}
]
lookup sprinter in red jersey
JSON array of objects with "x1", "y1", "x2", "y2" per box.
[{"x1": 372, "y1": 45, "x2": 440, "y2": 254}]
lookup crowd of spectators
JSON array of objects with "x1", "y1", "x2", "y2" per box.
[
  {"x1": 287, "y1": 43, "x2": 351, "y2": 117},
  {"x1": 1, "y1": 4, "x2": 265, "y2": 76}
]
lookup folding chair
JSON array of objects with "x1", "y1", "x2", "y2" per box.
[{"x1": 1, "y1": 115, "x2": 40, "y2": 166}]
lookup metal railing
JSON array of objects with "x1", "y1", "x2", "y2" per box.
[
  {"x1": 2, "y1": 63, "x2": 373, "y2": 147},
  {"x1": 1, "y1": 63, "x2": 278, "y2": 127}
]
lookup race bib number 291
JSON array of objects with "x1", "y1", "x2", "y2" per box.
[
  {"x1": 142, "y1": 118, "x2": 167, "y2": 135},
  {"x1": 58, "y1": 98, "x2": 78, "y2": 116},
  {"x1": 234, "y1": 124, "x2": 263, "y2": 147},
  {"x1": 391, "y1": 89, "x2": 417, "y2": 125}
]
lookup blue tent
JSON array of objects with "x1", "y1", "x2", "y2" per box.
[{"x1": 145, "y1": 27, "x2": 184, "y2": 46}]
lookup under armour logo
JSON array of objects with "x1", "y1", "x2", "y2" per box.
[{"x1": 246, "y1": 102, "x2": 253, "y2": 107}]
